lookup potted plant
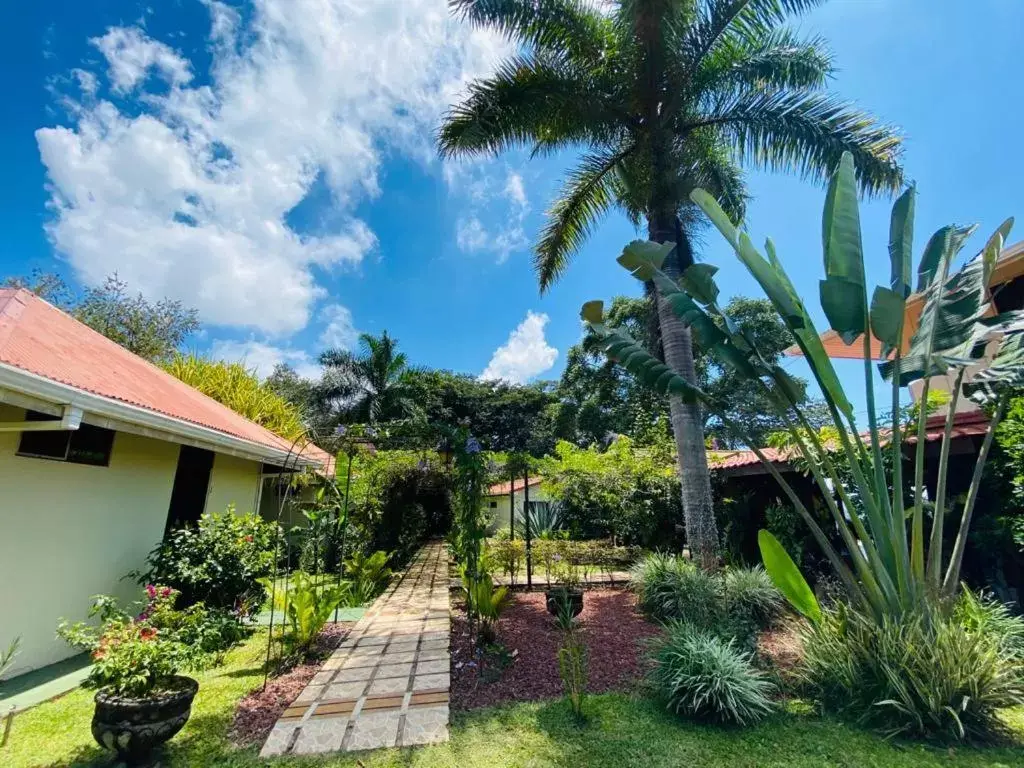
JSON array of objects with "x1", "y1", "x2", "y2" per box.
[
  {"x1": 546, "y1": 548, "x2": 584, "y2": 618},
  {"x1": 58, "y1": 587, "x2": 205, "y2": 763}
]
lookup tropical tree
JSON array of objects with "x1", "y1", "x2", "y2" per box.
[
  {"x1": 583, "y1": 152, "x2": 1023, "y2": 619},
  {"x1": 440, "y1": 0, "x2": 903, "y2": 567},
  {"x1": 318, "y1": 332, "x2": 417, "y2": 426}
]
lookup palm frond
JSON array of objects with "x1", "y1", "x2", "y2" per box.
[
  {"x1": 536, "y1": 144, "x2": 636, "y2": 291},
  {"x1": 449, "y1": 0, "x2": 610, "y2": 62},
  {"x1": 695, "y1": 26, "x2": 833, "y2": 93},
  {"x1": 685, "y1": 0, "x2": 826, "y2": 62},
  {"x1": 438, "y1": 53, "x2": 613, "y2": 159},
  {"x1": 687, "y1": 89, "x2": 903, "y2": 195}
]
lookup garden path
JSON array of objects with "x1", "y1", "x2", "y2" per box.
[{"x1": 260, "y1": 541, "x2": 450, "y2": 756}]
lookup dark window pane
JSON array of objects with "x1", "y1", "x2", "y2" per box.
[{"x1": 17, "y1": 410, "x2": 114, "y2": 466}]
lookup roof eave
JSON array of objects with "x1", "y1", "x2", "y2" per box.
[{"x1": 0, "y1": 362, "x2": 324, "y2": 470}]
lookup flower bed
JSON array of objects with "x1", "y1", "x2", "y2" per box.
[{"x1": 451, "y1": 588, "x2": 660, "y2": 710}]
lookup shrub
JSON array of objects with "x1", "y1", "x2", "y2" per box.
[
  {"x1": 723, "y1": 566, "x2": 783, "y2": 629},
  {"x1": 801, "y1": 598, "x2": 1024, "y2": 740},
  {"x1": 630, "y1": 553, "x2": 721, "y2": 627},
  {"x1": 490, "y1": 538, "x2": 525, "y2": 585},
  {"x1": 345, "y1": 550, "x2": 394, "y2": 604},
  {"x1": 137, "y1": 508, "x2": 277, "y2": 616},
  {"x1": 57, "y1": 588, "x2": 210, "y2": 697},
  {"x1": 463, "y1": 575, "x2": 512, "y2": 644},
  {"x1": 650, "y1": 622, "x2": 775, "y2": 725},
  {"x1": 282, "y1": 572, "x2": 350, "y2": 657}
]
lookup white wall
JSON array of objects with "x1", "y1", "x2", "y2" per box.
[
  {"x1": 482, "y1": 485, "x2": 551, "y2": 534},
  {"x1": 0, "y1": 405, "x2": 179, "y2": 677}
]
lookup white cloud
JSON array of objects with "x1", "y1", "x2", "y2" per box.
[
  {"x1": 92, "y1": 26, "x2": 192, "y2": 93},
  {"x1": 452, "y1": 167, "x2": 530, "y2": 263},
  {"x1": 37, "y1": 1, "x2": 509, "y2": 335},
  {"x1": 504, "y1": 171, "x2": 527, "y2": 210},
  {"x1": 209, "y1": 338, "x2": 321, "y2": 380},
  {"x1": 318, "y1": 303, "x2": 358, "y2": 350},
  {"x1": 481, "y1": 311, "x2": 558, "y2": 384}
]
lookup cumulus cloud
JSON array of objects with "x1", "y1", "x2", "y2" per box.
[
  {"x1": 37, "y1": 0, "x2": 509, "y2": 335},
  {"x1": 481, "y1": 311, "x2": 558, "y2": 384},
  {"x1": 210, "y1": 338, "x2": 321, "y2": 380}
]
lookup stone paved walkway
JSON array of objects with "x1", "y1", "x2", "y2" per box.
[{"x1": 261, "y1": 542, "x2": 450, "y2": 757}]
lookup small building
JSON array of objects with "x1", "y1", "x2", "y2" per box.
[
  {"x1": 482, "y1": 476, "x2": 551, "y2": 535},
  {"x1": 0, "y1": 288, "x2": 329, "y2": 677}
]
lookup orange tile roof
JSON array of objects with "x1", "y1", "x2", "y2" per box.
[
  {"x1": 0, "y1": 288, "x2": 331, "y2": 469},
  {"x1": 486, "y1": 476, "x2": 543, "y2": 495}
]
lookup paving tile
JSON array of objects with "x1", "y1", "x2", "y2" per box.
[
  {"x1": 381, "y1": 651, "x2": 417, "y2": 664},
  {"x1": 259, "y1": 721, "x2": 299, "y2": 757},
  {"x1": 326, "y1": 681, "x2": 367, "y2": 699},
  {"x1": 402, "y1": 705, "x2": 449, "y2": 746},
  {"x1": 293, "y1": 716, "x2": 348, "y2": 754},
  {"x1": 347, "y1": 709, "x2": 401, "y2": 751},
  {"x1": 415, "y1": 658, "x2": 449, "y2": 675},
  {"x1": 294, "y1": 684, "x2": 325, "y2": 703},
  {"x1": 413, "y1": 673, "x2": 450, "y2": 691},
  {"x1": 311, "y1": 670, "x2": 336, "y2": 686},
  {"x1": 387, "y1": 640, "x2": 419, "y2": 653},
  {"x1": 368, "y1": 675, "x2": 410, "y2": 695},
  {"x1": 376, "y1": 662, "x2": 414, "y2": 679},
  {"x1": 333, "y1": 665, "x2": 375, "y2": 682}
]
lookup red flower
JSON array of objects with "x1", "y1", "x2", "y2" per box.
[
  {"x1": 244, "y1": 535, "x2": 254, "y2": 543},
  {"x1": 139, "y1": 627, "x2": 158, "y2": 641},
  {"x1": 160, "y1": 587, "x2": 172, "y2": 598}
]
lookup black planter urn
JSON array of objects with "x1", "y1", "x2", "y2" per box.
[
  {"x1": 91, "y1": 676, "x2": 198, "y2": 763},
  {"x1": 546, "y1": 587, "x2": 584, "y2": 618}
]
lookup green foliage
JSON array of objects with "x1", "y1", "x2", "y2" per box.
[
  {"x1": 556, "y1": 600, "x2": 588, "y2": 721},
  {"x1": 4, "y1": 272, "x2": 199, "y2": 362},
  {"x1": 801, "y1": 597, "x2": 1024, "y2": 740},
  {"x1": 758, "y1": 530, "x2": 821, "y2": 625},
  {"x1": 631, "y1": 553, "x2": 721, "y2": 628},
  {"x1": 345, "y1": 550, "x2": 394, "y2": 604},
  {"x1": 541, "y1": 438, "x2": 682, "y2": 548},
  {"x1": 586, "y1": 153, "x2": 1024, "y2": 623},
  {"x1": 490, "y1": 538, "x2": 526, "y2": 586},
  {"x1": 57, "y1": 588, "x2": 216, "y2": 697},
  {"x1": 462, "y1": 576, "x2": 512, "y2": 644},
  {"x1": 342, "y1": 449, "x2": 452, "y2": 566},
  {"x1": 137, "y1": 509, "x2": 277, "y2": 616},
  {"x1": 282, "y1": 572, "x2": 350, "y2": 657},
  {"x1": 723, "y1": 566, "x2": 784, "y2": 629},
  {"x1": 318, "y1": 331, "x2": 417, "y2": 426},
  {"x1": 651, "y1": 623, "x2": 775, "y2": 726},
  {"x1": 163, "y1": 354, "x2": 306, "y2": 440}
]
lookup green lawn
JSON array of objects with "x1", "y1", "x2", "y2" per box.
[{"x1": 4, "y1": 631, "x2": 1023, "y2": 768}]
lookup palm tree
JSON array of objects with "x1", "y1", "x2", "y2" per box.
[
  {"x1": 439, "y1": 0, "x2": 903, "y2": 568},
  {"x1": 318, "y1": 331, "x2": 417, "y2": 426}
]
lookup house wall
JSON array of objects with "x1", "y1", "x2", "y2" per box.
[
  {"x1": 0, "y1": 404, "x2": 179, "y2": 677},
  {"x1": 0, "y1": 405, "x2": 267, "y2": 678},
  {"x1": 481, "y1": 485, "x2": 550, "y2": 535},
  {"x1": 205, "y1": 452, "x2": 262, "y2": 516}
]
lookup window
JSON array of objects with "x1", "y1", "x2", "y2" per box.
[
  {"x1": 17, "y1": 410, "x2": 115, "y2": 466},
  {"x1": 489, "y1": 501, "x2": 498, "y2": 509}
]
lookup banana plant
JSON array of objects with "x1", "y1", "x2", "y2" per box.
[{"x1": 582, "y1": 152, "x2": 1023, "y2": 620}]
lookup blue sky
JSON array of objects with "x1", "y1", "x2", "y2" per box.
[{"x1": 2, "y1": 1, "x2": 1022, "y2": 424}]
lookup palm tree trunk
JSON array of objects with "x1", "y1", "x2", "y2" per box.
[{"x1": 648, "y1": 213, "x2": 719, "y2": 569}]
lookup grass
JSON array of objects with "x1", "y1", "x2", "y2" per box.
[{"x1": 4, "y1": 632, "x2": 1024, "y2": 767}]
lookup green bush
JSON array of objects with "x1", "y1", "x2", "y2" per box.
[
  {"x1": 650, "y1": 622, "x2": 775, "y2": 725},
  {"x1": 345, "y1": 550, "x2": 394, "y2": 604},
  {"x1": 282, "y1": 572, "x2": 350, "y2": 657},
  {"x1": 631, "y1": 553, "x2": 721, "y2": 627},
  {"x1": 801, "y1": 597, "x2": 1024, "y2": 740},
  {"x1": 723, "y1": 567, "x2": 783, "y2": 629},
  {"x1": 137, "y1": 509, "x2": 277, "y2": 616}
]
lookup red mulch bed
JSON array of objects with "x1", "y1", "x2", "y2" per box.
[
  {"x1": 451, "y1": 588, "x2": 661, "y2": 711},
  {"x1": 230, "y1": 622, "x2": 352, "y2": 747}
]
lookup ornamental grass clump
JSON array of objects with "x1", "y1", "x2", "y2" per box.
[
  {"x1": 801, "y1": 596, "x2": 1024, "y2": 741},
  {"x1": 651, "y1": 622, "x2": 774, "y2": 726},
  {"x1": 723, "y1": 566, "x2": 784, "y2": 629}
]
